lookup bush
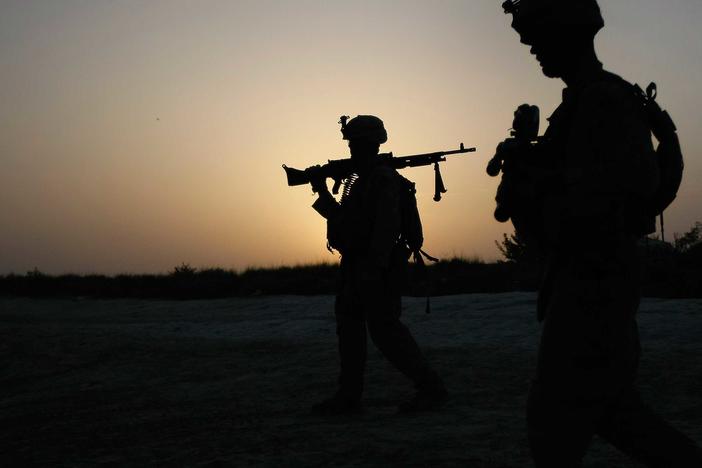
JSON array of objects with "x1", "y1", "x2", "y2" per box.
[{"x1": 674, "y1": 222, "x2": 702, "y2": 254}]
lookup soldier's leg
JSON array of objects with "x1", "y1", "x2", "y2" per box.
[
  {"x1": 527, "y1": 265, "x2": 629, "y2": 466},
  {"x1": 312, "y1": 278, "x2": 366, "y2": 415},
  {"x1": 334, "y1": 287, "x2": 367, "y2": 401},
  {"x1": 591, "y1": 262, "x2": 702, "y2": 466},
  {"x1": 527, "y1": 381, "x2": 597, "y2": 468},
  {"x1": 598, "y1": 386, "x2": 702, "y2": 468},
  {"x1": 365, "y1": 291, "x2": 442, "y2": 392}
]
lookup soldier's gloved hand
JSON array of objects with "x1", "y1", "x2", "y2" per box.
[
  {"x1": 306, "y1": 166, "x2": 329, "y2": 194},
  {"x1": 311, "y1": 177, "x2": 329, "y2": 194}
]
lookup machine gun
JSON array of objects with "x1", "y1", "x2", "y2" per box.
[{"x1": 283, "y1": 143, "x2": 476, "y2": 202}]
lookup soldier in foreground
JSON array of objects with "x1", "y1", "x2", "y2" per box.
[
  {"x1": 498, "y1": 1, "x2": 702, "y2": 466},
  {"x1": 309, "y1": 115, "x2": 447, "y2": 415}
]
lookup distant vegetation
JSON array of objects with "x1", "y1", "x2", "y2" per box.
[
  {"x1": 0, "y1": 258, "x2": 526, "y2": 300},
  {"x1": 2, "y1": 223, "x2": 701, "y2": 299},
  {"x1": 495, "y1": 221, "x2": 702, "y2": 298}
]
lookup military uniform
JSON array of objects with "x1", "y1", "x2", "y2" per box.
[
  {"x1": 500, "y1": 0, "x2": 702, "y2": 465},
  {"x1": 524, "y1": 64, "x2": 700, "y2": 467},
  {"x1": 313, "y1": 164, "x2": 442, "y2": 404}
]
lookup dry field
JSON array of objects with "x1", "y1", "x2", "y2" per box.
[{"x1": 1, "y1": 293, "x2": 700, "y2": 467}]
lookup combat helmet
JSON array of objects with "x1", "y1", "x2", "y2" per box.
[
  {"x1": 502, "y1": 0, "x2": 604, "y2": 44},
  {"x1": 339, "y1": 115, "x2": 388, "y2": 144}
]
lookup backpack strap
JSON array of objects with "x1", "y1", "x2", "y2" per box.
[
  {"x1": 414, "y1": 249, "x2": 439, "y2": 263},
  {"x1": 410, "y1": 249, "x2": 436, "y2": 314},
  {"x1": 633, "y1": 82, "x2": 678, "y2": 141}
]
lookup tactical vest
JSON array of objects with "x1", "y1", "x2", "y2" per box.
[{"x1": 327, "y1": 168, "x2": 430, "y2": 264}]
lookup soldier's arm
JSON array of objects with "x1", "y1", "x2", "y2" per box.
[
  {"x1": 311, "y1": 180, "x2": 350, "y2": 252},
  {"x1": 366, "y1": 168, "x2": 402, "y2": 269},
  {"x1": 311, "y1": 189, "x2": 341, "y2": 220}
]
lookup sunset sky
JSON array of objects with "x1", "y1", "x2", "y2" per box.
[{"x1": 1, "y1": 0, "x2": 701, "y2": 274}]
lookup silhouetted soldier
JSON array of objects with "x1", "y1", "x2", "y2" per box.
[
  {"x1": 309, "y1": 115, "x2": 447, "y2": 415},
  {"x1": 499, "y1": 1, "x2": 702, "y2": 466}
]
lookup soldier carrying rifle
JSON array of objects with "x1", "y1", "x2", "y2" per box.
[{"x1": 305, "y1": 115, "x2": 448, "y2": 415}]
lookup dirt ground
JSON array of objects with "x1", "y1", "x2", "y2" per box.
[{"x1": 1, "y1": 293, "x2": 700, "y2": 467}]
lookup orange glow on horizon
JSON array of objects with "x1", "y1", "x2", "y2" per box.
[{"x1": 1, "y1": 1, "x2": 701, "y2": 274}]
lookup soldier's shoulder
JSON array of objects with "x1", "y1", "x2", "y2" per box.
[
  {"x1": 369, "y1": 164, "x2": 400, "y2": 181},
  {"x1": 368, "y1": 164, "x2": 402, "y2": 190},
  {"x1": 581, "y1": 70, "x2": 638, "y2": 109}
]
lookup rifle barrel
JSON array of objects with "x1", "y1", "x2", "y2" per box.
[{"x1": 390, "y1": 146, "x2": 476, "y2": 169}]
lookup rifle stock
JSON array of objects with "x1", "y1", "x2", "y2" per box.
[{"x1": 282, "y1": 166, "x2": 309, "y2": 187}]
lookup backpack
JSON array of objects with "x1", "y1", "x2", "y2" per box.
[
  {"x1": 396, "y1": 174, "x2": 438, "y2": 265},
  {"x1": 633, "y1": 82, "x2": 684, "y2": 237}
]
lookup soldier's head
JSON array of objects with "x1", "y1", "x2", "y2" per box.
[
  {"x1": 340, "y1": 115, "x2": 388, "y2": 166},
  {"x1": 503, "y1": 0, "x2": 604, "y2": 79}
]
